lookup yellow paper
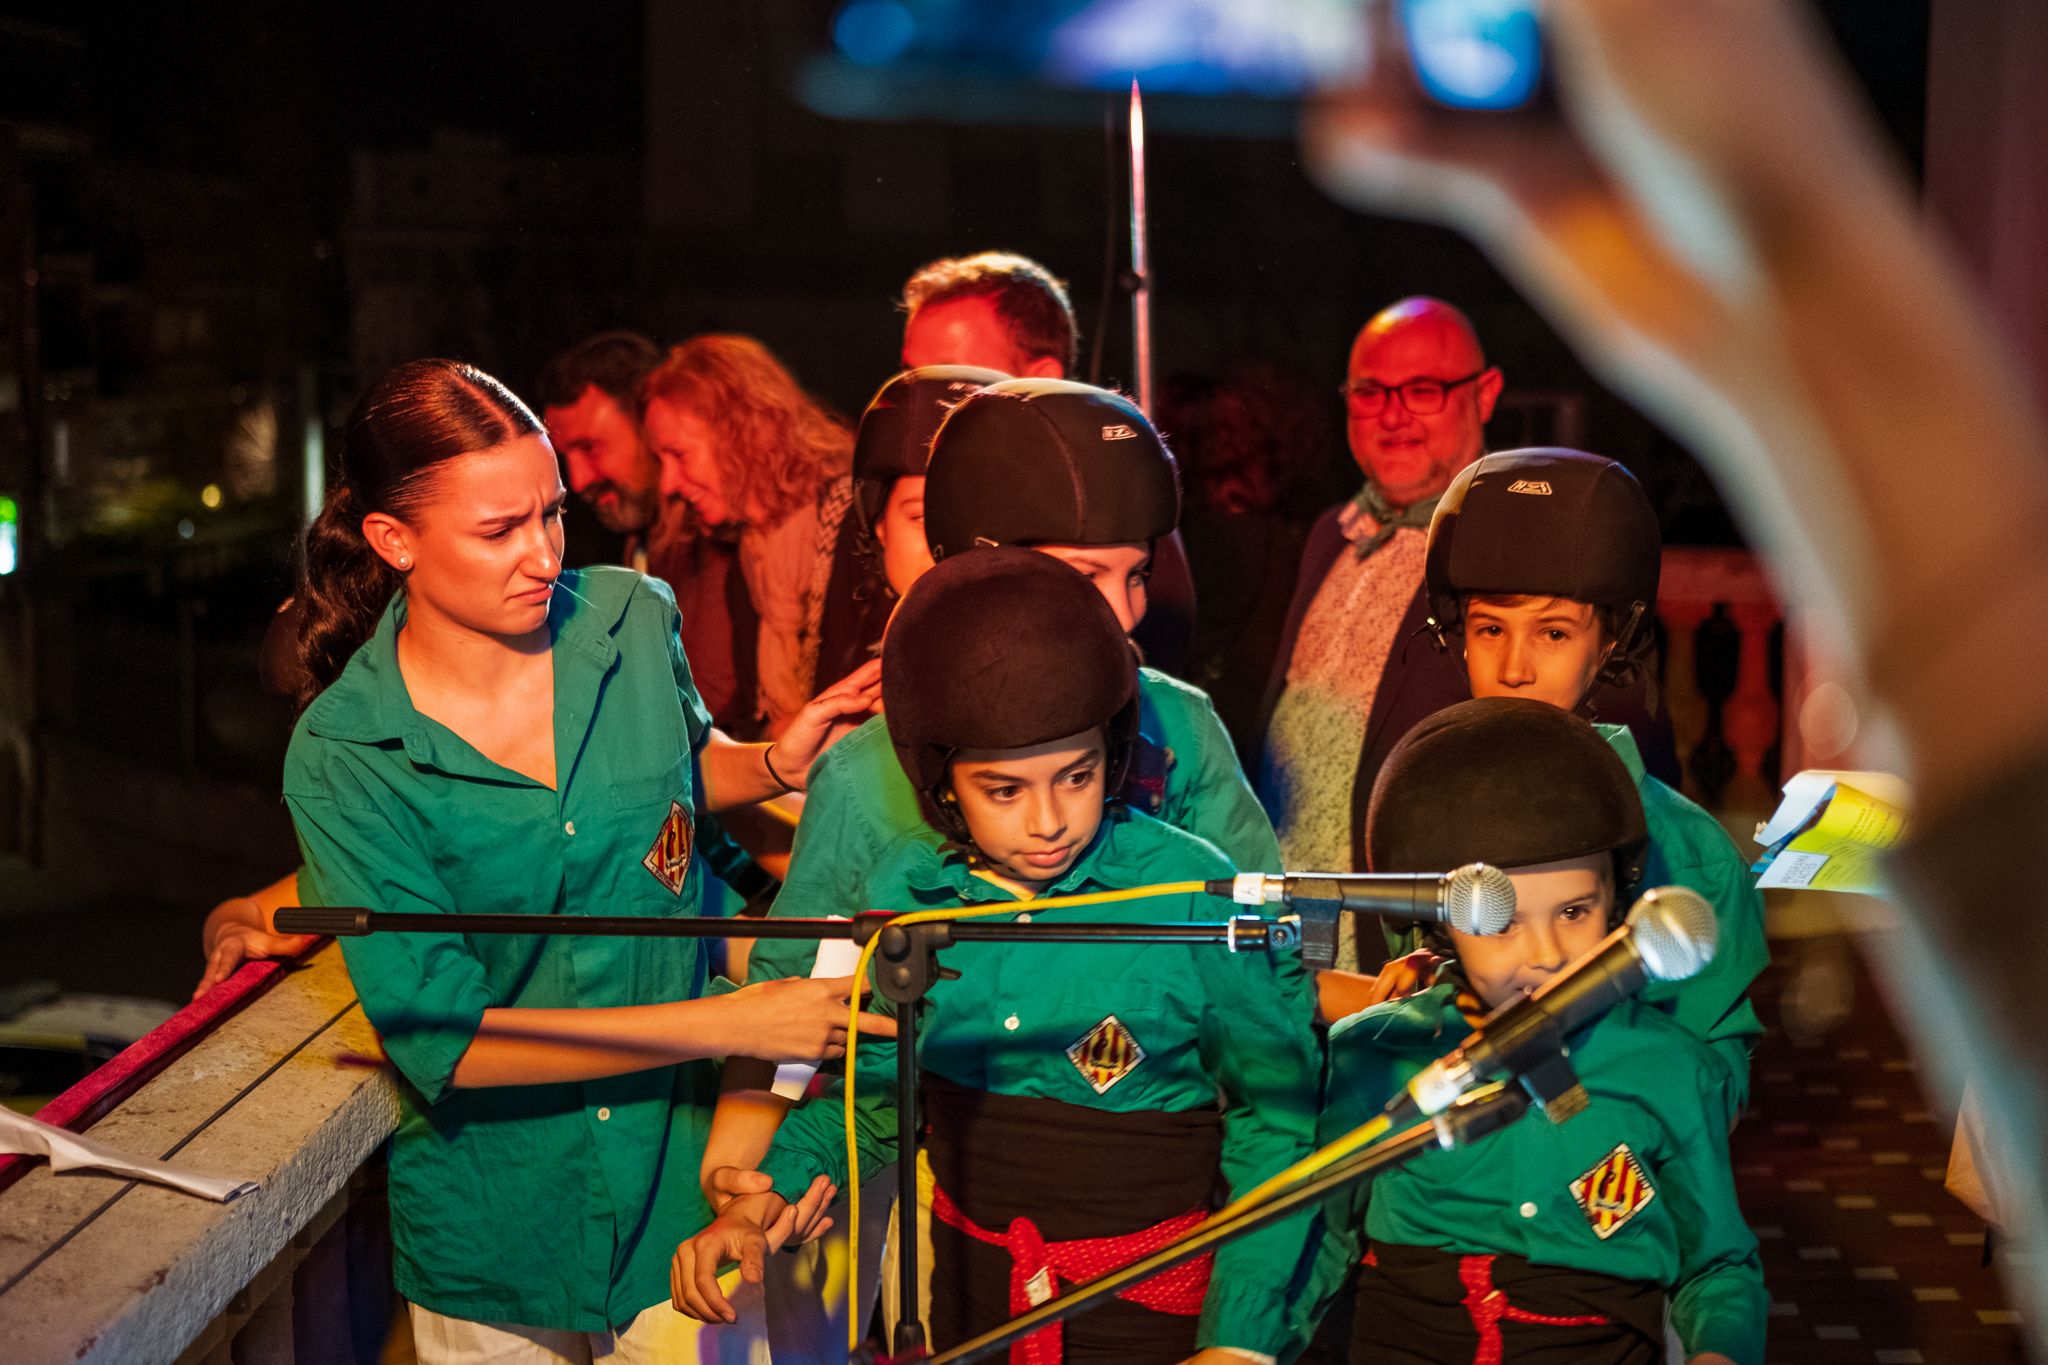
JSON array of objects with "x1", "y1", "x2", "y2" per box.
[{"x1": 1756, "y1": 782, "x2": 1909, "y2": 893}]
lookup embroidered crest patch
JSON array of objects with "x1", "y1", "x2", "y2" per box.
[
  {"x1": 1067, "y1": 1015, "x2": 1146, "y2": 1095},
  {"x1": 1570, "y1": 1143, "x2": 1657, "y2": 1239},
  {"x1": 642, "y1": 800, "x2": 694, "y2": 895}
]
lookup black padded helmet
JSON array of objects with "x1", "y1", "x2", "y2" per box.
[
  {"x1": 883, "y1": 547, "x2": 1141, "y2": 842},
  {"x1": 1367, "y1": 697, "x2": 1649, "y2": 911},
  {"x1": 1425, "y1": 448, "x2": 1662, "y2": 686},
  {"x1": 851, "y1": 365, "x2": 1009, "y2": 536},
  {"x1": 922, "y1": 378, "x2": 1181, "y2": 561}
]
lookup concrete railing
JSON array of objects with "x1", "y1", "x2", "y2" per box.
[
  {"x1": 1658, "y1": 547, "x2": 1786, "y2": 821},
  {"x1": 0, "y1": 944, "x2": 401, "y2": 1365}
]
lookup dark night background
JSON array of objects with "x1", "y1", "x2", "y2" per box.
[{"x1": 0, "y1": 1, "x2": 1930, "y2": 1007}]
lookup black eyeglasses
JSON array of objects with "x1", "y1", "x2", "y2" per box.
[{"x1": 1338, "y1": 370, "x2": 1488, "y2": 416}]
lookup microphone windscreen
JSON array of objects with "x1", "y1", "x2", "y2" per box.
[
  {"x1": 1446, "y1": 863, "x2": 1517, "y2": 935},
  {"x1": 1628, "y1": 886, "x2": 1718, "y2": 981}
]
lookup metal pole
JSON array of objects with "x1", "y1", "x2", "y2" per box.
[
  {"x1": 1128, "y1": 79, "x2": 1153, "y2": 415},
  {"x1": 272, "y1": 906, "x2": 1297, "y2": 950},
  {"x1": 892, "y1": 992, "x2": 926, "y2": 1356}
]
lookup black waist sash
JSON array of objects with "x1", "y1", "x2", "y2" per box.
[
  {"x1": 922, "y1": 1072, "x2": 1222, "y2": 1362},
  {"x1": 1352, "y1": 1241, "x2": 1665, "y2": 1365}
]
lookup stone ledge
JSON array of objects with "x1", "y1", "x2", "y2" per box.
[{"x1": 0, "y1": 943, "x2": 399, "y2": 1365}]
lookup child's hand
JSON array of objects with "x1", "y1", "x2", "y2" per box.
[
  {"x1": 1376, "y1": 949, "x2": 1444, "y2": 1002},
  {"x1": 670, "y1": 1173, "x2": 838, "y2": 1322},
  {"x1": 1313, "y1": 951, "x2": 1442, "y2": 1025}
]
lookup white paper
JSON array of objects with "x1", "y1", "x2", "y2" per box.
[
  {"x1": 0, "y1": 1106, "x2": 260, "y2": 1202},
  {"x1": 1755, "y1": 849, "x2": 1833, "y2": 890},
  {"x1": 771, "y1": 922, "x2": 867, "y2": 1101}
]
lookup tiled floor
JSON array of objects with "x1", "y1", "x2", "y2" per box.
[{"x1": 1738, "y1": 936, "x2": 2028, "y2": 1363}]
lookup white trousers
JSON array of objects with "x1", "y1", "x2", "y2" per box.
[
  {"x1": 406, "y1": 1169, "x2": 901, "y2": 1364},
  {"x1": 407, "y1": 1282, "x2": 771, "y2": 1365}
]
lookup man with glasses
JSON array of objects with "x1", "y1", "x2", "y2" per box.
[{"x1": 1253, "y1": 297, "x2": 1502, "y2": 973}]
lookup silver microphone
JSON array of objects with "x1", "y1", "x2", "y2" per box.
[
  {"x1": 1210, "y1": 864, "x2": 1518, "y2": 935},
  {"x1": 1386, "y1": 886, "x2": 1719, "y2": 1125}
]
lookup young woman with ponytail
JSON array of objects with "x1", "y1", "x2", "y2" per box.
[{"x1": 276, "y1": 358, "x2": 893, "y2": 1362}]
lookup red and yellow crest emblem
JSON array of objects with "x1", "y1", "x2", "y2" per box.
[
  {"x1": 1067, "y1": 1015, "x2": 1147, "y2": 1095},
  {"x1": 642, "y1": 800, "x2": 694, "y2": 895},
  {"x1": 1570, "y1": 1143, "x2": 1657, "y2": 1240}
]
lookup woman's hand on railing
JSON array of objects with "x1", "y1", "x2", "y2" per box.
[{"x1": 194, "y1": 890, "x2": 315, "y2": 1000}]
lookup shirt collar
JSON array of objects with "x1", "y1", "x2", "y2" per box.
[
  {"x1": 302, "y1": 567, "x2": 634, "y2": 750},
  {"x1": 1338, "y1": 481, "x2": 1443, "y2": 560},
  {"x1": 1595, "y1": 722, "x2": 1648, "y2": 784}
]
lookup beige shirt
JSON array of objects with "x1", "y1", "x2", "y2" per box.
[
  {"x1": 738, "y1": 477, "x2": 852, "y2": 731},
  {"x1": 1262, "y1": 516, "x2": 1428, "y2": 964}
]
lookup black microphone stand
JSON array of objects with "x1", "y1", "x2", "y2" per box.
[{"x1": 275, "y1": 903, "x2": 1300, "y2": 1360}]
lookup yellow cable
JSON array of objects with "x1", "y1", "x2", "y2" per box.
[
  {"x1": 838, "y1": 878, "x2": 1207, "y2": 1353},
  {"x1": 1099, "y1": 1081, "x2": 1522, "y2": 1308},
  {"x1": 1207, "y1": 1111, "x2": 1394, "y2": 1225}
]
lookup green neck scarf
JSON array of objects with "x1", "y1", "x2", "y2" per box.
[{"x1": 1347, "y1": 481, "x2": 1444, "y2": 560}]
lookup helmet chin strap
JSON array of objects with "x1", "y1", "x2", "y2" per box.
[{"x1": 1573, "y1": 600, "x2": 1649, "y2": 713}]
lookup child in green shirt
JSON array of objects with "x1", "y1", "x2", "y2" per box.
[
  {"x1": 1423, "y1": 447, "x2": 1767, "y2": 1113},
  {"x1": 1301, "y1": 698, "x2": 1765, "y2": 1365},
  {"x1": 675, "y1": 548, "x2": 1321, "y2": 1364}
]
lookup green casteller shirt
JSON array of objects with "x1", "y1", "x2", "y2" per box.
[
  {"x1": 751, "y1": 667, "x2": 1281, "y2": 985},
  {"x1": 284, "y1": 567, "x2": 721, "y2": 1331},
  {"x1": 1599, "y1": 724, "x2": 1770, "y2": 1115},
  {"x1": 1292, "y1": 978, "x2": 1766, "y2": 1365},
  {"x1": 756, "y1": 809, "x2": 1322, "y2": 1358}
]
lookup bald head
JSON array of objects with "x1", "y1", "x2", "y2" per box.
[
  {"x1": 1345, "y1": 296, "x2": 1502, "y2": 506},
  {"x1": 1350, "y1": 297, "x2": 1487, "y2": 374}
]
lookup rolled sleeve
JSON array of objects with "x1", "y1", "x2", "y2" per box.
[
  {"x1": 652, "y1": 577, "x2": 713, "y2": 754},
  {"x1": 757, "y1": 1035, "x2": 901, "y2": 1200},
  {"x1": 289, "y1": 789, "x2": 490, "y2": 1104}
]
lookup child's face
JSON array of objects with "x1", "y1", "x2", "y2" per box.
[
  {"x1": 874, "y1": 475, "x2": 935, "y2": 598},
  {"x1": 1462, "y1": 594, "x2": 1612, "y2": 711},
  {"x1": 947, "y1": 727, "x2": 1107, "y2": 891},
  {"x1": 1034, "y1": 543, "x2": 1153, "y2": 634},
  {"x1": 1448, "y1": 855, "x2": 1614, "y2": 1012}
]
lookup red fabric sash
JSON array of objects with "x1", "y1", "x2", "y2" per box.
[
  {"x1": 1359, "y1": 1250, "x2": 1614, "y2": 1365},
  {"x1": 930, "y1": 1183, "x2": 1213, "y2": 1365}
]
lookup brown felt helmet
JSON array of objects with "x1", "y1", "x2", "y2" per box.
[
  {"x1": 921, "y1": 378, "x2": 1181, "y2": 560},
  {"x1": 851, "y1": 365, "x2": 1009, "y2": 536},
  {"x1": 1425, "y1": 448, "x2": 1663, "y2": 690},
  {"x1": 882, "y1": 546, "x2": 1141, "y2": 842},
  {"x1": 1367, "y1": 697, "x2": 1649, "y2": 918}
]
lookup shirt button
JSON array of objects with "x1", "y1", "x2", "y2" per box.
[
  {"x1": 1004, "y1": 1015, "x2": 1020, "y2": 1031},
  {"x1": 564, "y1": 820, "x2": 576, "y2": 836},
  {"x1": 1519, "y1": 1202, "x2": 1538, "y2": 1219},
  {"x1": 597, "y1": 1107, "x2": 611, "y2": 1122},
  {"x1": 1015, "y1": 913, "x2": 1032, "y2": 923}
]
